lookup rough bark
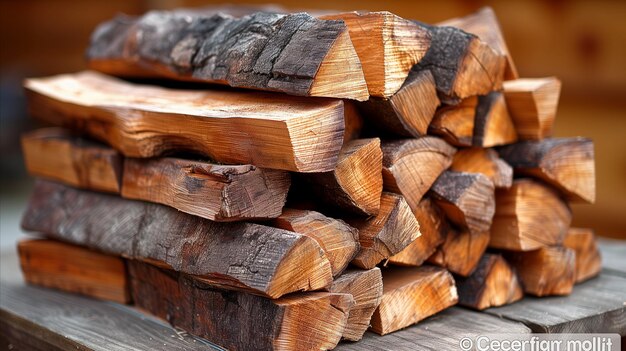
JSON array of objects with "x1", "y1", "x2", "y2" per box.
[
  {"x1": 505, "y1": 247, "x2": 576, "y2": 297},
  {"x1": 451, "y1": 147, "x2": 513, "y2": 188}
]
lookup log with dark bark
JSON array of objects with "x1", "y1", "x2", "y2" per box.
[
  {"x1": 370, "y1": 266, "x2": 458, "y2": 335},
  {"x1": 439, "y1": 6, "x2": 518, "y2": 80},
  {"x1": 503, "y1": 77, "x2": 562, "y2": 140},
  {"x1": 389, "y1": 197, "x2": 447, "y2": 266},
  {"x1": 505, "y1": 246, "x2": 576, "y2": 297},
  {"x1": 490, "y1": 179, "x2": 572, "y2": 251},
  {"x1": 87, "y1": 11, "x2": 369, "y2": 100},
  {"x1": 427, "y1": 226, "x2": 490, "y2": 276},
  {"x1": 430, "y1": 171, "x2": 496, "y2": 236},
  {"x1": 346, "y1": 192, "x2": 421, "y2": 269},
  {"x1": 25, "y1": 71, "x2": 346, "y2": 173},
  {"x1": 18, "y1": 238, "x2": 130, "y2": 303},
  {"x1": 473, "y1": 91, "x2": 518, "y2": 147},
  {"x1": 455, "y1": 253, "x2": 523, "y2": 310},
  {"x1": 122, "y1": 157, "x2": 290, "y2": 222},
  {"x1": 128, "y1": 261, "x2": 354, "y2": 351},
  {"x1": 329, "y1": 268, "x2": 383, "y2": 341},
  {"x1": 451, "y1": 148, "x2": 513, "y2": 188},
  {"x1": 302, "y1": 138, "x2": 383, "y2": 216},
  {"x1": 382, "y1": 137, "x2": 456, "y2": 211},
  {"x1": 21, "y1": 128, "x2": 122, "y2": 193},
  {"x1": 357, "y1": 69, "x2": 439, "y2": 137},
  {"x1": 271, "y1": 208, "x2": 359, "y2": 277},
  {"x1": 411, "y1": 22, "x2": 505, "y2": 104},
  {"x1": 21, "y1": 180, "x2": 333, "y2": 298},
  {"x1": 498, "y1": 138, "x2": 596, "y2": 203},
  {"x1": 563, "y1": 227, "x2": 602, "y2": 283},
  {"x1": 428, "y1": 96, "x2": 477, "y2": 147}
]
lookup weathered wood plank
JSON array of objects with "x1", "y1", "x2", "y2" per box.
[
  {"x1": 597, "y1": 238, "x2": 626, "y2": 278},
  {"x1": 25, "y1": 71, "x2": 346, "y2": 172}
]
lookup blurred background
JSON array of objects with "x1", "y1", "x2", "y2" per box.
[{"x1": 1, "y1": 0, "x2": 625, "y2": 250}]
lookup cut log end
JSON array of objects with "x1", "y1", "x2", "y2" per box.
[
  {"x1": 473, "y1": 91, "x2": 518, "y2": 147},
  {"x1": 451, "y1": 148, "x2": 513, "y2": 188},
  {"x1": 429, "y1": 96, "x2": 477, "y2": 147},
  {"x1": 563, "y1": 227, "x2": 602, "y2": 283},
  {"x1": 427, "y1": 226, "x2": 490, "y2": 276}
]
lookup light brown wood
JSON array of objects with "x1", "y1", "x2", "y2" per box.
[
  {"x1": 439, "y1": 6, "x2": 518, "y2": 80},
  {"x1": 329, "y1": 268, "x2": 383, "y2": 341},
  {"x1": 382, "y1": 137, "x2": 456, "y2": 211},
  {"x1": 490, "y1": 179, "x2": 572, "y2": 251},
  {"x1": 451, "y1": 148, "x2": 513, "y2": 189},
  {"x1": 346, "y1": 192, "x2": 421, "y2": 269},
  {"x1": 427, "y1": 226, "x2": 490, "y2": 277},
  {"x1": 430, "y1": 171, "x2": 496, "y2": 236},
  {"x1": 503, "y1": 77, "x2": 562, "y2": 140},
  {"x1": 21, "y1": 128, "x2": 122, "y2": 193},
  {"x1": 271, "y1": 208, "x2": 359, "y2": 277},
  {"x1": 389, "y1": 198, "x2": 447, "y2": 266},
  {"x1": 370, "y1": 266, "x2": 458, "y2": 335},
  {"x1": 498, "y1": 138, "x2": 596, "y2": 203},
  {"x1": 18, "y1": 238, "x2": 129, "y2": 303},
  {"x1": 428, "y1": 96, "x2": 477, "y2": 147},
  {"x1": 563, "y1": 227, "x2": 602, "y2": 283},
  {"x1": 24, "y1": 71, "x2": 346, "y2": 173},
  {"x1": 473, "y1": 91, "x2": 518, "y2": 147},
  {"x1": 122, "y1": 158, "x2": 290, "y2": 222},
  {"x1": 455, "y1": 253, "x2": 523, "y2": 310},
  {"x1": 319, "y1": 11, "x2": 430, "y2": 97},
  {"x1": 505, "y1": 246, "x2": 576, "y2": 297},
  {"x1": 302, "y1": 138, "x2": 383, "y2": 216}
]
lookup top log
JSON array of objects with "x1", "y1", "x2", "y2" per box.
[
  {"x1": 24, "y1": 71, "x2": 346, "y2": 173},
  {"x1": 86, "y1": 11, "x2": 369, "y2": 100}
]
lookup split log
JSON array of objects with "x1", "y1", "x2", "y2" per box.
[
  {"x1": 439, "y1": 6, "x2": 518, "y2": 80},
  {"x1": 87, "y1": 11, "x2": 369, "y2": 100},
  {"x1": 328, "y1": 268, "x2": 383, "y2": 341},
  {"x1": 21, "y1": 128, "x2": 122, "y2": 193},
  {"x1": 428, "y1": 96, "x2": 477, "y2": 147},
  {"x1": 503, "y1": 77, "x2": 562, "y2": 140},
  {"x1": 17, "y1": 238, "x2": 129, "y2": 303},
  {"x1": 563, "y1": 228, "x2": 602, "y2": 283},
  {"x1": 498, "y1": 138, "x2": 596, "y2": 203},
  {"x1": 490, "y1": 179, "x2": 572, "y2": 251},
  {"x1": 455, "y1": 253, "x2": 523, "y2": 310},
  {"x1": 412, "y1": 22, "x2": 505, "y2": 104},
  {"x1": 370, "y1": 266, "x2": 458, "y2": 335},
  {"x1": 302, "y1": 138, "x2": 383, "y2": 216},
  {"x1": 451, "y1": 148, "x2": 513, "y2": 188},
  {"x1": 505, "y1": 246, "x2": 576, "y2": 297},
  {"x1": 128, "y1": 261, "x2": 353, "y2": 351},
  {"x1": 343, "y1": 101, "x2": 364, "y2": 143},
  {"x1": 388, "y1": 197, "x2": 447, "y2": 266},
  {"x1": 346, "y1": 192, "x2": 421, "y2": 269},
  {"x1": 473, "y1": 91, "x2": 518, "y2": 147},
  {"x1": 122, "y1": 158, "x2": 290, "y2": 222},
  {"x1": 271, "y1": 208, "x2": 359, "y2": 277},
  {"x1": 21, "y1": 180, "x2": 333, "y2": 298},
  {"x1": 430, "y1": 171, "x2": 496, "y2": 236},
  {"x1": 357, "y1": 69, "x2": 439, "y2": 137},
  {"x1": 24, "y1": 71, "x2": 346, "y2": 173},
  {"x1": 382, "y1": 137, "x2": 456, "y2": 210},
  {"x1": 319, "y1": 11, "x2": 431, "y2": 97},
  {"x1": 427, "y1": 227, "x2": 490, "y2": 276}
]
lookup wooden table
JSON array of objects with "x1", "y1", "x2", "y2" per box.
[{"x1": 1, "y1": 239, "x2": 625, "y2": 350}]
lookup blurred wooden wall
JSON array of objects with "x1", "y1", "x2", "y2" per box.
[{"x1": 1, "y1": 0, "x2": 624, "y2": 238}]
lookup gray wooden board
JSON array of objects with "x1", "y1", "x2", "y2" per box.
[
  {"x1": 598, "y1": 237, "x2": 626, "y2": 277},
  {"x1": 485, "y1": 273, "x2": 626, "y2": 334}
]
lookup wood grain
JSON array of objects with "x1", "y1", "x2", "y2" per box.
[
  {"x1": 563, "y1": 228, "x2": 602, "y2": 283},
  {"x1": 427, "y1": 226, "x2": 490, "y2": 277},
  {"x1": 473, "y1": 91, "x2": 518, "y2": 147},
  {"x1": 429, "y1": 96, "x2": 477, "y2": 147},
  {"x1": 451, "y1": 148, "x2": 513, "y2": 188}
]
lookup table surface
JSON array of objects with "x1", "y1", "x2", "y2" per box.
[{"x1": 1, "y1": 239, "x2": 625, "y2": 350}]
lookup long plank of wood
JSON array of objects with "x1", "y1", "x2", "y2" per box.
[
  {"x1": 427, "y1": 226, "x2": 490, "y2": 277},
  {"x1": 370, "y1": 266, "x2": 458, "y2": 335},
  {"x1": 128, "y1": 261, "x2": 353, "y2": 351},
  {"x1": 564, "y1": 228, "x2": 602, "y2": 283},
  {"x1": 87, "y1": 11, "x2": 368, "y2": 100},
  {"x1": 328, "y1": 268, "x2": 383, "y2": 341},
  {"x1": 382, "y1": 137, "x2": 456, "y2": 211},
  {"x1": 498, "y1": 138, "x2": 596, "y2": 203},
  {"x1": 24, "y1": 71, "x2": 346, "y2": 173},
  {"x1": 271, "y1": 208, "x2": 359, "y2": 277},
  {"x1": 17, "y1": 238, "x2": 130, "y2": 304},
  {"x1": 122, "y1": 158, "x2": 290, "y2": 222},
  {"x1": 451, "y1": 148, "x2": 513, "y2": 188},
  {"x1": 21, "y1": 128, "x2": 122, "y2": 193},
  {"x1": 21, "y1": 180, "x2": 332, "y2": 299},
  {"x1": 485, "y1": 273, "x2": 626, "y2": 334}
]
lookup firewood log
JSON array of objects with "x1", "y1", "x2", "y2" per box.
[
  {"x1": 563, "y1": 228, "x2": 602, "y2": 283},
  {"x1": 473, "y1": 91, "x2": 518, "y2": 147},
  {"x1": 505, "y1": 246, "x2": 576, "y2": 296},
  {"x1": 427, "y1": 226, "x2": 490, "y2": 276},
  {"x1": 429, "y1": 96, "x2": 477, "y2": 147},
  {"x1": 451, "y1": 148, "x2": 513, "y2": 188}
]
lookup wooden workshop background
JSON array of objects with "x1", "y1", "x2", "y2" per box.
[{"x1": 1, "y1": 0, "x2": 624, "y2": 238}]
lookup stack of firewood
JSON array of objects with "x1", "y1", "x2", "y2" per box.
[{"x1": 17, "y1": 6, "x2": 599, "y2": 350}]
